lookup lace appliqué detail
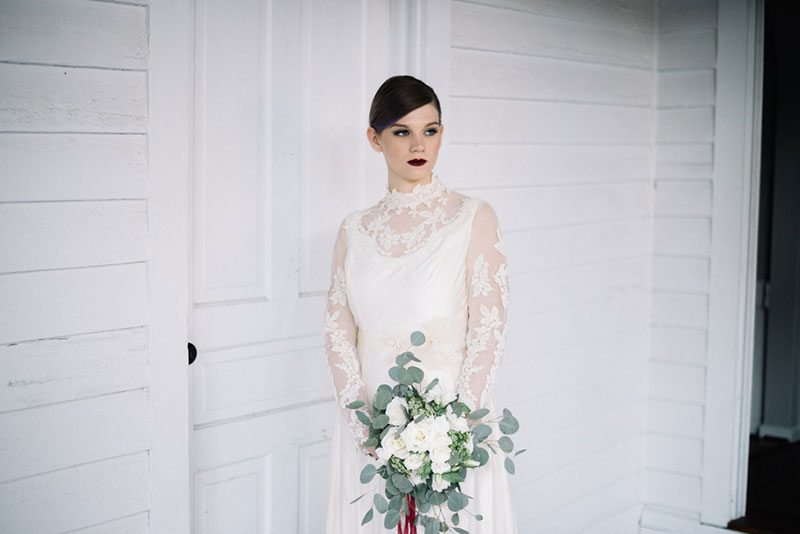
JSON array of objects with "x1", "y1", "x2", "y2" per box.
[
  {"x1": 471, "y1": 255, "x2": 493, "y2": 297},
  {"x1": 357, "y1": 172, "x2": 467, "y2": 258},
  {"x1": 329, "y1": 266, "x2": 347, "y2": 306},
  {"x1": 494, "y1": 263, "x2": 509, "y2": 310},
  {"x1": 324, "y1": 309, "x2": 367, "y2": 445}
]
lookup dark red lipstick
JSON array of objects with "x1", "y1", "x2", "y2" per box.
[{"x1": 407, "y1": 159, "x2": 427, "y2": 166}]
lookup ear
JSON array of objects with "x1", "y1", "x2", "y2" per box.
[{"x1": 366, "y1": 126, "x2": 383, "y2": 153}]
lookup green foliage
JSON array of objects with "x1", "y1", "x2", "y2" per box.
[
  {"x1": 360, "y1": 464, "x2": 377, "y2": 483},
  {"x1": 498, "y1": 436, "x2": 514, "y2": 453},
  {"x1": 504, "y1": 457, "x2": 516, "y2": 475},
  {"x1": 410, "y1": 330, "x2": 426, "y2": 346},
  {"x1": 361, "y1": 508, "x2": 373, "y2": 525},
  {"x1": 346, "y1": 400, "x2": 365, "y2": 409}
]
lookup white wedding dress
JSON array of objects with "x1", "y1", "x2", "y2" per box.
[{"x1": 322, "y1": 172, "x2": 517, "y2": 533}]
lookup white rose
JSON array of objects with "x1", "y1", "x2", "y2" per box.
[
  {"x1": 385, "y1": 396, "x2": 409, "y2": 426},
  {"x1": 380, "y1": 427, "x2": 409, "y2": 460},
  {"x1": 446, "y1": 410, "x2": 469, "y2": 433},
  {"x1": 409, "y1": 472, "x2": 424, "y2": 485},
  {"x1": 404, "y1": 452, "x2": 425, "y2": 472},
  {"x1": 432, "y1": 461, "x2": 450, "y2": 474},
  {"x1": 401, "y1": 417, "x2": 436, "y2": 453},
  {"x1": 430, "y1": 442, "x2": 451, "y2": 466},
  {"x1": 432, "y1": 473, "x2": 451, "y2": 492},
  {"x1": 432, "y1": 415, "x2": 451, "y2": 437}
]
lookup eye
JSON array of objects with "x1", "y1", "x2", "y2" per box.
[
  {"x1": 425, "y1": 128, "x2": 439, "y2": 136},
  {"x1": 392, "y1": 129, "x2": 409, "y2": 137}
]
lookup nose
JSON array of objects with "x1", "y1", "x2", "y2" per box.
[{"x1": 410, "y1": 133, "x2": 425, "y2": 152}]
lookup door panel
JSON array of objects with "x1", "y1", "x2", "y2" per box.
[{"x1": 188, "y1": 0, "x2": 392, "y2": 531}]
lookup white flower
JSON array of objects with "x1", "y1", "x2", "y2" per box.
[
  {"x1": 401, "y1": 418, "x2": 436, "y2": 453},
  {"x1": 379, "y1": 427, "x2": 409, "y2": 460},
  {"x1": 385, "y1": 396, "x2": 409, "y2": 426},
  {"x1": 432, "y1": 461, "x2": 450, "y2": 474},
  {"x1": 432, "y1": 473, "x2": 450, "y2": 492},
  {"x1": 409, "y1": 472, "x2": 424, "y2": 485},
  {"x1": 445, "y1": 408, "x2": 469, "y2": 432},
  {"x1": 429, "y1": 442, "x2": 452, "y2": 466},
  {"x1": 422, "y1": 381, "x2": 456, "y2": 405},
  {"x1": 404, "y1": 452, "x2": 425, "y2": 472}
]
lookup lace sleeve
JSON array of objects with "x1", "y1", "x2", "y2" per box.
[
  {"x1": 456, "y1": 201, "x2": 510, "y2": 410},
  {"x1": 323, "y1": 217, "x2": 370, "y2": 449}
]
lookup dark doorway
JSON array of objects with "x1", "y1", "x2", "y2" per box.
[{"x1": 729, "y1": 2, "x2": 800, "y2": 533}]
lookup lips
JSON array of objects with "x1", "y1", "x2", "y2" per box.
[{"x1": 407, "y1": 159, "x2": 427, "y2": 166}]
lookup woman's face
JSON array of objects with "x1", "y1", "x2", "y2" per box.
[{"x1": 366, "y1": 103, "x2": 444, "y2": 188}]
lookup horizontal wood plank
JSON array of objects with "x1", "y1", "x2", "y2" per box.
[
  {"x1": 0, "y1": 452, "x2": 150, "y2": 533},
  {"x1": 0, "y1": 389, "x2": 150, "y2": 482},
  {"x1": 0, "y1": 63, "x2": 147, "y2": 132},
  {"x1": 0, "y1": 201, "x2": 148, "y2": 273},
  {"x1": 0, "y1": 327, "x2": 148, "y2": 412},
  {"x1": 0, "y1": 0, "x2": 147, "y2": 69},
  {"x1": 0, "y1": 134, "x2": 148, "y2": 201},
  {"x1": 0, "y1": 263, "x2": 148, "y2": 345},
  {"x1": 451, "y1": 48, "x2": 652, "y2": 106},
  {"x1": 450, "y1": 97, "x2": 652, "y2": 144},
  {"x1": 452, "y1": 1, "x2": 653, "y2": 68}
]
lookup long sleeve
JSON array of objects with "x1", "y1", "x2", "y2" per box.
[
  {"x1": 456, "y1": 201, "x2": 510, "y2": 410},
  {"x1": 323, "y1": 217, "x2": 370, "y2": 450}
]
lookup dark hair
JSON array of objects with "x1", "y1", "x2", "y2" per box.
[{"x1": 368, "y1": 75, "x2": 441, "y2": 134}]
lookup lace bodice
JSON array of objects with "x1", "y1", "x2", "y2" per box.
[{"x1": 322, "y1": 173, "x2": 509, "y2": 450}]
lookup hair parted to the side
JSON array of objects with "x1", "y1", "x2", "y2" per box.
[{"x1": 368, "y1": 75, "x2": 442, "y2": 134}]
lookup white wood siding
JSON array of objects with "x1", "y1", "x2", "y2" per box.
[
  {"x1": 645, "y1": 0, "x2": 718, "y2": 524},
  {"x1": 445, "y1": 1, "x2": 655, "y2": 532},
  {"x1": 0, "y1": 1, "x2": 153, "y2": 532}
]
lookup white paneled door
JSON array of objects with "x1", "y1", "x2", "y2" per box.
[{"x1": 187, "y1": 0, "x2": 392, "y2": 532}]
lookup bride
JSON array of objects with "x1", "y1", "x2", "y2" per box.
[{"x1": 322, "y1": 75, "x2": 517, "y2": 533}]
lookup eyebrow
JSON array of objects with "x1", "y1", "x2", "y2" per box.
[{"x1": 390, "y1": 121, "x2": 440, "y2": 128}]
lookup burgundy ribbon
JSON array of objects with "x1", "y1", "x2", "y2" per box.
[{"x1": 398, "y1": 495, "x2": 417, "y2": 534}]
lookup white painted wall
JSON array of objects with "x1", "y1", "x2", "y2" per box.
[
  {"x1": 440, "y1": 1, "x2": 655, "y2": 532},
  {"x1": 0, "y1": 0, "x2": 157, "y2": 532},
  {"x1": 644, "y1": 0, "x2": 718, "y2": 522}
]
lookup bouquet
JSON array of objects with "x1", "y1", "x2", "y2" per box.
[{"x1": 346, "y1": 330, "x2": 524, "y2": 534}]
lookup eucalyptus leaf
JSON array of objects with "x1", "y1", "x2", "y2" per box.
[
  {"x1": 395, "y1": 352, "x2": 413, "y2": 366},
  {"x1": 475, "y1": 514, "x2": 484, "y2": 521},
  {"x1": 388, "y1": 366, "x2": 405, "y2": 383},
  {"x1": 392, "y1": 473, "x2": 413, "y2": 493},
  {"x1": 452, "y1": 513, "x2": 460, "y2": 525},
  {"x1": 425, "y1": 519, "x2": 440, "y2": 534},
  {"x1": 498, "y1": 436, "x2": 514, "y2": 453},
  {"x1": 499, "y1": 413, "x2": 520, "y2": 435},
  {"x1": 346, "y1": 400, "x2": 365, "y2": 409},
  {"x1": 423, "y1": 377, "x2": 440, "y2": 394},
  {"x1": 410, "y1": 330, "x2": 426, "y2": 346},
  {"x1": 407, "y1": 366, "x2": 425, "y2": 384},
  {"x1": 372, "y1": 414, "x2": 390, "y2": 429},
  {"x1": 361, "y1": 508, "x2": 374, "y2": 526},
  {"x1": 467, "y1": 408, "x2": 490, "y2": 420},
  {"x1": 504, "y1": 457, "x2": 516, "y2": 475},
  {"x1": 355, "y1": 410, "x2": 371, "y2": 426},
  {"x1": 360, "y1": 464, "x2": 377, "y2": 484},
  {"x1": 429, "y1": 491, "x2": 446, "y2": 505},
  {"x1": 349, "y1": 492, "x2": 366, "y2": 504},
  {"x1": 373, "y1": 494, "x2": 388, "y2": 513},
  {"x1": 471, "y1": 423, "x2": 492, "y2": 443},
  {"x1": 446, "y1": 491, "x2": 469, "y2": 512},
  {"x1": 384, "y1": 509, "x2": 401, "y2": 529},
  {"x1": 514, "y1": 448, "x2": 527, "y2": 457},
  {"x1": 471, "y1": 446, "x2": 489, "y2": 466},
  {"x1": 372, "y1": 386, "x2": 394, "y2": 411}
]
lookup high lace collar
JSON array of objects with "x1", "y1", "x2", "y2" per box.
[{"x1": 381, "y1": 172, "x2": 447, "y2": 212}]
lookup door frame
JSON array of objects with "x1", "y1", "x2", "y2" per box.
[
  {"x1": 148, "y1": 0, "x2": 193, "y2": 532},
  {"x1": 701, "y1": 0, "x2": 764, "y2": 527}
]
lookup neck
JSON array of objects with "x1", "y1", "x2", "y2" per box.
[{"x1": 387, "y1": 172, "x2": 432, "y2": 193}]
